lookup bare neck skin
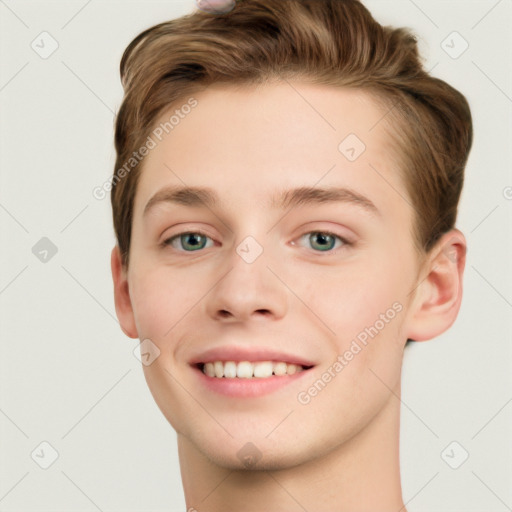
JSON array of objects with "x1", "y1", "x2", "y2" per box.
[{"x1": 178, "y1": 373, "x2": 406, "y2": 512}]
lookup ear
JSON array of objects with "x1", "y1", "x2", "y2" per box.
[
  {"x1": 405, "y1": 229, "x2": 467, "y2": 342},
  {"x1": 111, "y1": 246, "x2": 139, "y2": 339}
]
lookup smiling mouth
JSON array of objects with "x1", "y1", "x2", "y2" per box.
[{"x1": 195, "y1": 361, "x2": 315, "y2": 379}]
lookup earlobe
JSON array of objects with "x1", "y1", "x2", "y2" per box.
[
  {"x1": 111, "y1": 246, "x2": 139, "y2": 339},
  {"x1": 405, "y1": 229, "x2": 467, "y2": 342}
]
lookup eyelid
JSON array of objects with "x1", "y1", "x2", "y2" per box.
[
  {"x1": 161, "y1": 229, "x2": 215, "y2": 249},
  {"x1": 291, "y1": 222, "x2": 355, "y2": 245},
  {"x1": 160, "y1": 224, "x2": 216, "y2": 243},
  {"x1": 300, "y1": 230, "x2": 350, "y2": 243},
  {"x1": 292, "y1": 230, "x2": 352, "y2": 252}
]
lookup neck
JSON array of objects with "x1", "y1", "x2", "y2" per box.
[{"x1": 178, "y1": 389, "x2": 406, "y2": 512}]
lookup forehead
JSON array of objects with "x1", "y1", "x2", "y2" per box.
[{"x1": 133, "y1": 80, "x2": 407, "y2": 220}]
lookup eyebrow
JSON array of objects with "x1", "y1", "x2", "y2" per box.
[{"x1": 143, "y1": 185, "x2": 380, "y2": 217}]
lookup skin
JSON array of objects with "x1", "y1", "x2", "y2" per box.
[{"x1": 111, "y1": 81, "x2": 466, "y2": 511}]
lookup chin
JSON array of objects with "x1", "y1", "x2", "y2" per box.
[
  {"x1": 203, "y1": 443, "x2": 310, "y2": 472},
  {"x1": 187, "y1": 428, "x2": 323, "y2": 472}
]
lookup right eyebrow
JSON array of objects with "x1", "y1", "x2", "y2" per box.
[{"x1": 143, "y1": 186, "x2": 218, "y2": 216}]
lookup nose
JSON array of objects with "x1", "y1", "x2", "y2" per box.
[{"x1": 204, "y1": 243, "x2": 288, "y2": 324}]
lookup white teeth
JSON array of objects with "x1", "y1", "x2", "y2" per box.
[
  {"x1": 236, "y1": 361, "x2": 253, "y2": 378},
  {"x1": 287, "y1": 363, "x2": 297, "y2": 375},
  {"x1": 273, "y1": 361, "x2": 287, "y2": 376},
  {"x1": 224, "y1": 361, "x2": 237, "y2": 378},
  {"x1": 204, "y1": 362, "x2": 215, "y2": 377},
  {"x1": 253, "y1": 361, "x2": 273, "y2": 378},
  {"x1": 214, "y1": 361, "x2": 224, "y2": 378},
  {"x1": 201, "y1": 360, "x2": 308, "y2": 378}
]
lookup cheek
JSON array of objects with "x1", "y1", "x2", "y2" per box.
[
  {"x1": 306, "y1": 259, "x2": 405, "y2": 336},
  {"x1": 301, "y1": 252, "x2": 410, "y2": 391},
  {"x1": 129, "y1": 267, "x2": 199, "y2": 340}
]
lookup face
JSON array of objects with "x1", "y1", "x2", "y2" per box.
[{"x1": 121, "y1": 81, "x2": 424, "y2": 469}]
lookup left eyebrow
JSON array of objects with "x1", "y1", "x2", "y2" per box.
[
  {"x1": 143, "y1": 185, "x2": 380, "y2": 217},
  {"x1": 271, "y1": 186, "x2": 380, "y2": 217}
]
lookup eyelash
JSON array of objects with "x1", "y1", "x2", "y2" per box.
[{"x1": 161, "y1": 229, "x2": 352, "y2": 254}]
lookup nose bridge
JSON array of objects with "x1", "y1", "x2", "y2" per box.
[{"x1": 204, "y1": 232, "x2": 288, "y2": 322}]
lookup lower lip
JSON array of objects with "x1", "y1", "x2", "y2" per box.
[{"x1": 192, "y1": 365, "x2": 313, "y2": 397}]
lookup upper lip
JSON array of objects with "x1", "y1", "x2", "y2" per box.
[{"x1": 189, "y1": 346, "x2": 316, "y2": 367}]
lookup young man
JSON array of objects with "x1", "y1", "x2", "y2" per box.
[{"x1": 110, "y1": 0, "x2": 473, "y2": 509}]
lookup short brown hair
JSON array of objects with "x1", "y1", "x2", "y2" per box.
[{"x1": 111, "y1": 0, "x2": 473, "y2": 268}]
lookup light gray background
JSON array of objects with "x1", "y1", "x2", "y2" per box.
[{"x1": 1, "y1": 0, "x2": 511, "y2": 510}]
